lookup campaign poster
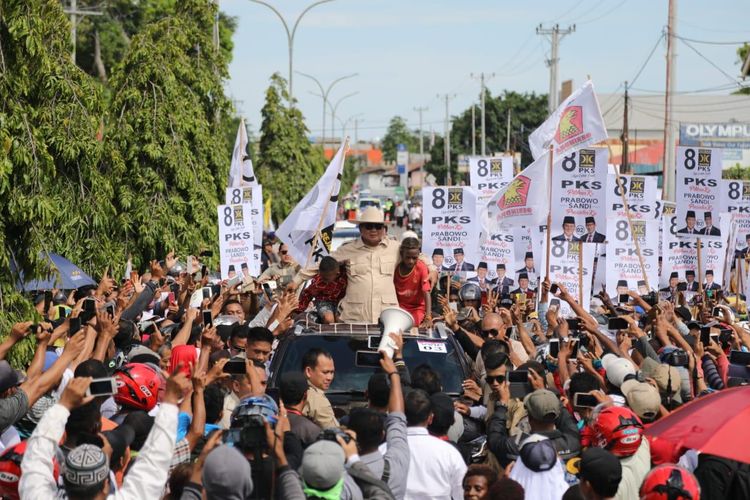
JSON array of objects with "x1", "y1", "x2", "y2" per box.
[
  {"x1": 518, "y1": 226, "x2": 543, "y2": 286},
  {"x1": 657, "y1": 201, "x2": 676, "y2": 260},
  {"x1": 547, "y1": 241, "x2": 596, "y2": 318},
  {"x1": 675, "y1": 146, "x2": 722, "y2": 237},
  {"x1": 551, "y1": 148, "x2": 608, "y2": 242},
  {"x1": 225, "y1": 185, "x2": 263, "y2": 276},
  {"x1": 422, "y1": 187, "x2": 480, "y2": 274},
  {"x1": 605, "y1": 174, "x2": 659, "y2": 220},
  {"x1": 469, "y1": 156, "x2": 513, "y2": 206},
  {"x1": 720, "y1": 180, "x2": 750, "y2": 252},
  {"x1": 218, "y1": 204, "x2": 255, "y2": 280},
  {"x1": 606, "y1": 217, "x2": 659, "y2": 297},
  {"x1": 479, "y1": 231, "x2": 516, "y2": 285}
]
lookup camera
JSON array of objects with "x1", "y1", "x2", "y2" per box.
[
  {"x1": 664, "y1": 349, "x2": 689, "y2": 367},
  {"x1": 318, "y1": 427, "x2": 352, "y2": 444},
  {"x1": 227, "y1": 396, "x2": 278, "y2": 452},
  {"x1": 640, "y1": 292, "x2": 658, "y2": 307}
]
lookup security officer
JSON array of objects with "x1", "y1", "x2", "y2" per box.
[{"x1": 290, "y1": 207, "x2": 434, "y2": 323}]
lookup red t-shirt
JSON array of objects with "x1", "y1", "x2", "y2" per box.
[{"x1": 393, "y1": 260, "x2": 431, "y2": 324}]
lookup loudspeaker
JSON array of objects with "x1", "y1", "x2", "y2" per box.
[{"x1": 378, "y1": 307, "x2": 414, "y2": 358}]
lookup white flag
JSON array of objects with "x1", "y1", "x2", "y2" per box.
[
  {"x1": 228, "y1": 118, "x2": 257, "y2": 187},
  {"x1": 278, "y1": 141, "x2": 346, "y2": 267},
  {"x1": 529, "y1": 80, "x2": 608, "y2": 160},
  {"x1": 485, "y1": 152, "x2": 551, "y2": 230},
  {"x1": 123, "y1": 256, "x2": 132, "y2": 280}
]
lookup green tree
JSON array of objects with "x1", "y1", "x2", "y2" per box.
[
  {"x1": 257, "y1": 74, "x2": 326, "y2": 224},
  {"x1": 105, "y1": 0, "x2": 232, "y2": 265},
  {"x1": 73, "y1": 0, "x2": 237, "y2": 83},
  {"x1": 425, "y1": 90, "x2": 548, "y2": 182},
  {"x1": 0, "y1": 0, "x2": 116, "y2": 366},
  {"x1": 736, "y1": 43, "x2": 750, "y2": 95},
  {"x1": 381, "y1": 116, "x2": 419, "y2": 162},
  {"x1": 339, "y1": 155, "x2": 362, "y2": 198}
]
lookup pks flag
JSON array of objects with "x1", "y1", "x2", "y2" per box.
[
  {"x1": 277, "y1": 141, "x2": 346, "y2": 267},
  {"x1": 228, "y1": 118, "x2": 257, "y2": 187},
  {"x1": 529, "y1": 80, "x2": 608, "y2": 160},
  {"x1": 486, "y1": 152, "x2": 551, "y2": 230}
]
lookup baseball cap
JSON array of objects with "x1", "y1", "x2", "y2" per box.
[
  {"x1": 602, "y1": 354, "x2": 636, "y2": 387},
  {"x1": 519, "y1": 434, "x2": 558, "y2": 472},
  {"x1": 578, "y1": 447, "x2": 623, "y2": 497},
  {"x1": 301, "y1": 440, "x2": 345, "y2": 490},
  {"x1": 0, "y1": 361, "x2": 24, "y2": 394},
  {"x1": 63, "y1": 444, "x2": 109, "y2": 488},
  {"x1": 523, "y1": 389, "x2": 560, "y2": 423},
  {"x1": 620, "y1": 379, "x2": 661, "y2": 421},
  {"x1": 202, "y1": 445, "x2": 253, "y2": 499}
]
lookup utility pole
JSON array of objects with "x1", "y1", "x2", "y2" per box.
[
  {"x1": 354, "y1": 117, "x2": 363, "y2": 144},
  {"x1": 536, "y1": 24, "x2": 575, "y2": 113},
  {"x1": 64, "y1": 0, "x2": 102, "y2": 63},
  {"x1": 662, "y1": 0, "x2": 677, "y2": 201},
  {"x1": 471, "y1": 105, "x2": 477, "y2": 156},
  {"x1": 621, "y1": 81, "x2": 630, "y2": 173},
  {"x1": 506, "y1": 108, "x2": 512, "y2": 153},
  {"x1": 471, "y1": 73, "x2": 495, "y2": 155},
  {"x1": 298, "y1": 72, "x2": 358, "y2": 148},
  {"x1": 438, "y1": 93, "x2": 456, "y2": 186},
  {"x1": 413, "y1": 106, "x2": 428, "y2": 155}
]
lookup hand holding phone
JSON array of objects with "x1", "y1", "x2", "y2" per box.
[{"x1": 86, "y1": 378, "x2": 117, "y2": 397}]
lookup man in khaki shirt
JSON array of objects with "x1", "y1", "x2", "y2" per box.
[
  {"x1": 290, "y1": 207, "x2": 432, "y2": 324},
  {"x1": 301, "y1": 347, "x2": 339, "y2": 429}
]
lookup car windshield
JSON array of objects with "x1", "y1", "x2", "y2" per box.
[
  {"x1": 332, "y1": 229, "x2": 360, "y2": 239},
  {"x1": 272, "y1": 335, "x2": 465, "y2": 395},
  {"x1": 359, "y1": 199, "x2": 379, "y2": 208}
]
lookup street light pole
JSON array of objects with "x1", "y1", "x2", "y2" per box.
[
  {"x1": 329, "y1": 92, "x2": 359, "y2": 144},
  {"x1": 296, "y1": 71, "x2": 358, "y2": 147},
  {"x1": 249, "y1": 0, "x2": 334, "y2": 99}
]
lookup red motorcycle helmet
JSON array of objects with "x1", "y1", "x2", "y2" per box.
[
  {"x1": 0, "y1": 441, "x2": 60, "y2": 500},
  {"x1": 592, "y1": 406, "x2": 644, "y2": 457},
  {"x1": 115, "y1": 363, "x2": 160, "y2": 411},
  {"x1": 640, "y1": 464, "x2": 701, "y2": 500}
]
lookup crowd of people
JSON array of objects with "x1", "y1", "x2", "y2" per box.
[{"x1": 0, "y1": 206, "x2": 748, "y2": 500}]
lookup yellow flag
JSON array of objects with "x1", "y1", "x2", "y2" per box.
[{"x1": 264, "y1": 195, "x2": 272, "y2": 230}]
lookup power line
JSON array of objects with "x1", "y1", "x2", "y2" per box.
[
  {"x1": 629, "y1": 32, "x2": 665, "y2": 87},
  {"x1": 547, "y1": 0, "x2": 588, "y2": 24},
  {"x1": 628, "y1": 82, "x2": 746, "y2": 94},
  {"x1": 679, "y1": 38, "x2": 744, "y2": 89},
  {"x1": 673, "y1": 18, "x2": 750, "y2": 35},
  {"x1": 575, "y1": 0, "x2": 628, "y2": 25},
  {"x1": 673, "y1": 34, "x2": 749, "y2": 46}
]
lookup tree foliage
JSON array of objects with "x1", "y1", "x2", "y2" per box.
[
  {"x1": 736, "y1": 43, "x2": 750, "y2": 95},
  {"x1": 257, "y1": 74, "x2": 326, "y2": 224},
  {"x1": 381, "y1": 116, "x2": 419, "y2": 162},
  {"x1": 0, "y1": 0, "x2": 235, "y2": 366}
]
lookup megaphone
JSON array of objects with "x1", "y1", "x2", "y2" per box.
[{"x1": 378, "y1": 307, "x2": 414, "y2": 359}]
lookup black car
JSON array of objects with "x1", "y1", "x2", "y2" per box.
[{"x1": 268, "y1": 322, "x2": 472, "y2": 412}]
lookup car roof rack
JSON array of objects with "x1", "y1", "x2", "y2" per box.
[{"x1": 291, "y1": 314, "x2": 445, "y2": 339}]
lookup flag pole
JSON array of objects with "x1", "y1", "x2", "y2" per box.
[
  {"x1": 545, "y1": 145, "x2": 554, "y2": 279},
  {"x1": 737, "y1": 256, "x2": 742, "y2": 310},
  {"x1": 697, "y1": 237, "x2": 704, "y2": 297},
  {"x1": 303, "y1": 138, "x2": 350, "y2": 269},
  {"x1": 607, "y1": 144, "x2": 650, "y2": 290},
  {"x1": 578, "y1": 242, "x2": 584, "y2": 305}
]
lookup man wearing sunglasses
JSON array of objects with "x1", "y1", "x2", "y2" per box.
[
  {"x1": 290, "y1": 207, "x2": 435, "y2": 324},
  {"x1": 259, "y1": 243, "x2": 299, "y2": 289}
]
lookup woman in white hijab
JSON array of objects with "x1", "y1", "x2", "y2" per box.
[{"x1": 509, "y1": 434, "x2": 569, "y2": 500}]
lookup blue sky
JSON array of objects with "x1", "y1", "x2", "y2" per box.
[{"x1": 221, "y1": 0, "x2": 750, "y2": 142}]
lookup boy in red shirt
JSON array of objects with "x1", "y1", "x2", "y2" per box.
[
  {"x1": 393, "y1": 237, "x2": 432, "y2": 326},
  {"x1": 296, "y1": 256, "x2": 347, "y2": 323}
]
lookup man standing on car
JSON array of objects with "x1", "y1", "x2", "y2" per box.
[
  {"x1": 289, "y1": 207, "x2": 435, "y2": 324},
  {"x1": 301, "y1": 348, "x2": 339, "y2": 429}
]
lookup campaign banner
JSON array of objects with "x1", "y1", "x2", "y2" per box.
[
  {"x1": 675, "y1": 146, "x2": 723, "y2": 237},
  {"x1": 470, "y1": 156, "x2": 513, "y2": 206},
  {"x1": 606, "y1": 217, "x2": 659, "y2": 297},
  {"x1": 423, "y1": 187, "x2": 480, "y2": 273},
  {"x1": 519, "y1": 225, "x2": 543, "y2": 286},
  {"x1": 605, "y1": 174, "x2": 659, "y2": 220},
  {"x1": 225, "y1": 186, "x2": 263, "y2": 276},
  {"x1": 720, "y1": 179, "x2": 750, "y2": 251},
  {"x1": 479, "y1": 231, "x2": 516, "y2": 284},
  {"x1": 551, "y1": 148, "x2": 608, "y2": 241},
  {"x1": 657, "y1": 201, "x2": 676, "y2": 260},
  {"x1": 218, "y1": 204, "x2": 255, "y2": 280},
  {"x1": 547, "y1": 241, "x2": 596, "y2": 318}
]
